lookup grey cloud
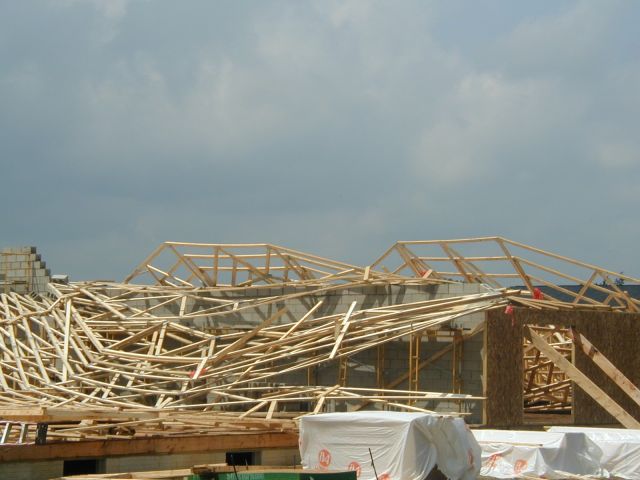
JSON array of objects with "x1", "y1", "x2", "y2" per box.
[{"x1": 0, "y1": 1, "x2": 639, "y2": 281}]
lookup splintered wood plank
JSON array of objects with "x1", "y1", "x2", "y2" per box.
[
  {"x1": 62, "y1": 299, "x2": 72, "y2": 381},
  {"x1": 79, "y1": 288, "x2": 128, "y2": 319},
  {"x1": 233, "y1": 301, "x2": 324, "y2": 383},
  {"x1": 313, "y1": 385, "x2": 340, "y2": 414},
  {"x1": 329, "y1": 301, "x2": 357, "y2": 360},
  {"x1": 108, "y1": 322, "x2": 167, "y2": 351},
  {"x1": 191, "y1": 338, "x2": 216, "y2": 381},
  {"x1": 266, "y1": 400, "x2": 277, "y2": 420},
  {"x1": 206, "y1": 307, "x2": 288, "y2": 368}
]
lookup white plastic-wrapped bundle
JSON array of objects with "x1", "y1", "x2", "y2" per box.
[
  {"x1": 299, "y1": 411, "x2": 480, "y2": 480},
  {"x1": 473, "y1": 429, "x2": 607, "y2": 479},
  {"x1": 549, "y1": 426, "x2": 640, "y2": 479}
]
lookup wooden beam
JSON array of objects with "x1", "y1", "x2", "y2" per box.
[
  {"x1": 569, "y1": 327, "x2": 640, "y2": 410},
  {"x1": 329, "y1": 301, "x2": 357, "y2": 360},
  {"x1": 527, "y1": 327, "x2": 640, "y2": 429},
  {"x1": 0, "y1": 432, "x2": 298, "y2": 462}
]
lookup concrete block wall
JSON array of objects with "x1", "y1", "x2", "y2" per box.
[
  {"x1": 274, "y1": 338, "x2": 484, "y2": 422},
  {"x1": 0, "y1": 448, "x2": 302, "y2": 480},
  {"x1": 259, "y1": 448, "x2": 301, "y2": 467},
  {"x1": 121, "y1": 282, "x2": 488, "y2": 329},
  {"x1": 0, "y1": 460, "x2": 63, "y2": 480},
  {"x1": 0, "y1": 246, "x2": 50, "y2": 295},
  {"x1": 330, "y1": 332, "x2": 484, "y2": 422},
  {"x1": 106, "y1": 451, "x2": 226, "y2": 473}
]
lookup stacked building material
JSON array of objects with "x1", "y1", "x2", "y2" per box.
[{"x1": 0, "y1": 246, "x2": 50, "y2": 295}]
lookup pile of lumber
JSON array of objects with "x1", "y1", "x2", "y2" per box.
[
  {"x1": 523, "y1": 326, "x2": 573, "y2": 413},
  {"x1": 0, "y1": 280, "x2": 500, "y2": 441},
  {"x1": 0, "y1": 237, "x2": 637, "y2": 442}
]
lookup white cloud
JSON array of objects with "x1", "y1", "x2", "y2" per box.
[
  {"x1": 411, "y1": 72, "x2": 584, "y2": 185},
  {"x1": 322, "y1": 0, "x2": 372, "y2": 28},
  {"x1": 595, "y1": 142, "x2": 639, "y2": 169},
  {"x1": 497, "y1": 0, "x2": 623, "y2": 76},
  {"x1": 3, "y1": 1, "x2": 640, "y2": 279},
  {"x1": 75, "y1": 55, "x2": 298, "y2": 166}
]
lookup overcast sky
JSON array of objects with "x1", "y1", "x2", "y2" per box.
[{"x1": 1, "y1": 0, "x2": 639, "y2": 281}]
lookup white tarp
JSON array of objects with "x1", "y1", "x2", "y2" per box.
[
  {"x1": 549, "y1": 426, "x2": 640, "y2": 479},
  {"x1": 299, "y1": 412, "x2": 480, "y2": 480},
  {"x1": 473, "y1": 429, "x2": 607, "y2": 479}
]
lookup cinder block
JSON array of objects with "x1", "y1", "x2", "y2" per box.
[
  {"x1": 282, "y1": 286, "x2": 299, "y2": 296},
  {"x1": 8, "y1": 246, "x2": 35, "y2": 254},
  {"x1": 0, "y1": 460, "x2": 63, "y2": 479},
  {"x1": 261, "y1": 448, "x2": 299, "y2": 466},
  {"x1": 466, "y1": 283, "x2": 486, "y2": 293},
  {"x1": 243, "y1": 288, "x2": 258, "y2": 297}
]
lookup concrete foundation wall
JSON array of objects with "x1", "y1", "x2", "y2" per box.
[
  {"x1": 0, "y1": 460, "x2": 63, "y2": 480},
  {"x1": 260, "y1": 447, "x2": 301, "y2": 467},
  {"x1": 106, "y1": 448, "x2": 298, "y2": 472},
  {"x1": 0, "y1": 448, "x2": 301, "y2": 480},
  {"x1": 106, "y1": 451, "x2": 225, "y2": 473}
]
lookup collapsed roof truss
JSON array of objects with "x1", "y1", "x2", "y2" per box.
[
  {"x1": 372, "y1": 237, "x2": 640, "y2": 311},
  {"x1": 125, "y1": 242, "x2": 411, "y2": 288},
  {"x1": 0, "y1": 236, "x2": 637, "y2": 443}
]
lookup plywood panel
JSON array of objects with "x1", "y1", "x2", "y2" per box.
[
  {"x1": 485, "y1": 308, "x2": 640, "y2": 428},
  {"x1": 484, "y1": 309, "x2": 523, "y2": 427}
]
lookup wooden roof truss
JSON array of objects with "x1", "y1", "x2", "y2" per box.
[{"x1": 0, "y1": 236, "x2": 638, "y2": 442}]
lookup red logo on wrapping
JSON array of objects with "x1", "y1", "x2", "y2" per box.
[
  {"x1": 318, "y1": 449, "x2": 332, "y2": 468},
  {"x1": 347, "y1": 462, "x2": 362, "y2": 478},
  {"x1": 485, "y1": 453, "x2": 502, "y2": 470},
  {"x1": 348, "y1": 461, "x2": 361, "y2": 477},
  {"x1": 379, "y1": 474, "x2": 390, "y2": 480},
  {"x1": 514, "y1": 459, "x2": 528, "y2": 474}
]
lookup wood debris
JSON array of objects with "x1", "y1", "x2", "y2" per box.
[{"x1": 0, "y1": 237, "x2": 638, "y2": 442}]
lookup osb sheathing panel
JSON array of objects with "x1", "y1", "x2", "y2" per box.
[
  {"x1": 485, "y1": 309, "x2": 640, "y2": 427},
  {"x1": 571, "y1": 312, "x2": 640, "y2": 425},
  {"x1": 484, "y1": 310, "x2": 523, "y2": 427}
]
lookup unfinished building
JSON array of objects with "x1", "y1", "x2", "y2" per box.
[{"x1": 0, "y1": 237, "x2": 639, "y2": 479}]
